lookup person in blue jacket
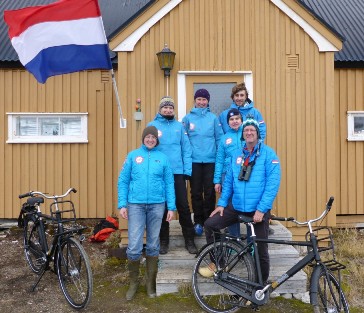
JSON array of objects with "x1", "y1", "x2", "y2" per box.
[
  {"x1": 182, "y1": 89, "x2": 223, "y2": 235},
  {"x1": 219, "y1": 82, "x2": 266, "y2": 139},
  {"x1": 200, "y1": 117, "x2": 281, "y2": 283},
  {"x1": 118, "y1": 126, "x2": 176, "y2": 300},
  {"x1": 214, "y1": 108, "x2": 243, "y2": 237},
  {"x1": 148, "y1": 97, "x2": 197, "y2": 255}
]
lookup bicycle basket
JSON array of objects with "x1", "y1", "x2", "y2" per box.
[{"x1": 306, "y1": 226, "x2": 346, "y2": 271}]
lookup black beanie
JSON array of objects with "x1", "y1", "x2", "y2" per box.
[
  {"x1": 142, "y1": 126, "x2": 159, "y2": 146},
  {"x1": 194, "y1": 89, "x2": 210, "y2": 102}
]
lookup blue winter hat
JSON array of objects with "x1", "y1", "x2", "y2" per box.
[
  {"x1": 226, "y1": 108, "x2": 241, "y2": 124},
  {"x1": 242, "y1": 117, "x2": 260, "y2": 139},
  {"x1": 194, "y1": 89, "x2": 210, "y2": 102}
]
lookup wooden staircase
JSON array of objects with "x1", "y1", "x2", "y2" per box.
[{"x1": 156, "y1": 220, "x2": 307, "y2": 296}]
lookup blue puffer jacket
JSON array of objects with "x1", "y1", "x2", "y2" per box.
[
  {"x1": 117, "y1": 145, "x2": 176, "y2": 210},
  {"x1": 182, "y1": 107, "x2": 223, "y2": 163},
  {"x1": 213, "y1": 125, "x2": 243, "y2": 184},
  {"x1": 148, "y1": 114, "x2": 192, "y2": 175},
  {"x1": 219, "y1": 101, "x2": 266, "y2": 139},
  {"x1": 217, "y1": 142, "x2": 281, "y2": 213}
]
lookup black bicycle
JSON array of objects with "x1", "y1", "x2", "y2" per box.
[
  {"x1": 192, "y1": 197, "x2": 349, "y2": 313},
  {"x1": 18, "y1": 188, "x2": 93, "y2": 310}
]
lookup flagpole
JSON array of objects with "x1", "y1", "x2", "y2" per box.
[{"x1": 110, "y1": 69, "x2": 127, "y2": 128}]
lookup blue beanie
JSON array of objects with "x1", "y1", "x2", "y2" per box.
[
  {"x1": 194, "y1": 89, "x2": 210, "y2": 102},
  {"x1": 242, "y1": 117, "x2": 261, "y2": 139},
  {"x1": 227, "y1": 108, "x2": 241, "y2": 124}
]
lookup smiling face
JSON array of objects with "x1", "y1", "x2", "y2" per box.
[
  {"x1": 233, "y1": 90, "x2": 248, "y2": 107},
  {"x1": 143, "y1": 134, "x2": 158, "y2": 149},
  {"x1": 160, "y1": 105, "x2": 174, "y2": 116},
  {"x1": 242, "y1": 125, "x2": 258, "y2": 148},
  {"x1": 194, "y1": 97, "x2": 209, "y2": 108},
  {"x1": 228, "y1": 115, "x2": 242, "y2": 130}
]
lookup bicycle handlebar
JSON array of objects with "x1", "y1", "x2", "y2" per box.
[
  {"x1": 19, "y1": 188, "x2": 77, "y2": 200},
  {"x1": 271, "y1": 196, "x2": 334, "y2": 226}
]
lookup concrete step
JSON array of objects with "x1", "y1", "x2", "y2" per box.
[{"x1": 156, "y1": 221, "x2": 307, "y2": 297}]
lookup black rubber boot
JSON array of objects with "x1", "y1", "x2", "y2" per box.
[
  {"x1": 126, "y1": 259, "x2": 140, "y2": 301},
  {"x1": 145, "y1": 256, "x2": 159, "y2": 298},
  {"x1": 185, "y1": 238, "x2": 198, "y2": 254},
  {"x1": 159, "y1": 216, "x2": 170, "y2": 254}
]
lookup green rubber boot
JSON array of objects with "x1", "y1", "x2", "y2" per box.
[
  {"x1": 145, "y1": 256, "x2": 158, "y2": 298},
  {"x1": 126, "y1": 259, "x2": 140, "y2": 301}
]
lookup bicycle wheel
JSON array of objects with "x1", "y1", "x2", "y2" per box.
[
  {"x1": 192, "y1": 241, "x2": 256, "y2": 313},
  {"x1": 56, "y1": 237, "x2": 93, "y2": 310},
  {"x1": 310, "y1": 266, "x2": 349, "y2": 313},
  {"x1": 23, "y1": 218, "x2": 46, "y2": 274}
]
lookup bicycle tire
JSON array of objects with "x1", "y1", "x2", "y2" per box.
[
  {"x1": 23, "y1": 218, "x2": 46, "y2": 274},
  {"x1": 56, "y1": 237, "x2": 93, "y2": 310},
  {"x1": 310, "y1": 266, "x2": 349, "y2": 313},
  {"x1": 192, "y1": 241, "x2": 256, "y2": 313}
]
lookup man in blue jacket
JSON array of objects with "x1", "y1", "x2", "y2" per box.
[
  {"x1": 148, "y1": 97, "x2": 197, "y2": 254},
  {"x1": 219, "y1": 82, "x2": 266, "y2": 139},
  {"x1": 200, "y1": 117, "x2": 281, "y2": 283}
]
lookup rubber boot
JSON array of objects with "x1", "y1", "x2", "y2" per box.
[
  {"x1": 126, "y1": 259, "x2": 140, "y2": 301},
  {"x1": 145, "y1": 256, "x2": 158, "y2": 298},
  {"x1": 183, "y1": 227, "x2": 198, "y2": 254}
]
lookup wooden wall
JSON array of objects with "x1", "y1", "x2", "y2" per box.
[
  {"x1": 113, "y1": 0, "x2": 339, "y2": 229},
  {"x1": 335, "y1": 68, "x2": 364, "y2": 217},
  {"x1": 0, "y1": 69, "x2": 118, "y2": 219}
]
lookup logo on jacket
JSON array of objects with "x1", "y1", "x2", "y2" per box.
[
  {"x1": 225, "y1": 138, "x2": 232, "y2": 145},
  {"x1": 158, "y1": 130, "x2": 162, "y2": 137},
  {"x1": 236, "y1": 156, "x2": 243, "y2": 164},
  {"x1": 135, "y1": 156, "x2": 144, "y2": 164},
  {"x1": 189, "y1": 123, "x2": 195, "y2": 130},
  {"x1": 272, "y1": 160, "x2": 279, "y2": 164}
]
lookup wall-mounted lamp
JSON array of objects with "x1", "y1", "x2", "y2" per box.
[
  {"x1": 156, "y1": 44, "x2": 176, "y2": 95},
  {"x1": 134, "y1": 98, "x2": 143, "y2": 121}
]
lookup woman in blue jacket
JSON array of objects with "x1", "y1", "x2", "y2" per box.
[
  {"x1": 213, "y1": 108, "x2": 243, "y2": 236},
  {"x1": 182, "y1": 89, "x2": 223, "y2": 234},
  {"x1": 118, "y1": 126, "x2": 176, "y2": 300}
]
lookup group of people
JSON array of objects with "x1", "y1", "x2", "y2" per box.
[{"x1": 117, "y1": 82, "x2": 281, "y2": 300}]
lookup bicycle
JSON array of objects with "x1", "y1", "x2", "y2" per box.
[
  {"x1": 192, "y1": 197, "x2": 349, "y2": 313},
  {"x1": 18, "y1": 187, "x2": 93, "y2": 310}
]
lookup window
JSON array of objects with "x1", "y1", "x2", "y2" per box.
[
  {"x1": 347, "y1": 111, "x2": 364, "y2": 141},
  {"x1": 7, "y1": 113, "x2": 88, "y2": 143}
]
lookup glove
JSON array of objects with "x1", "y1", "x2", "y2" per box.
[{"x1": 184, "y1": 175, "x2": 191, "y2": 181}]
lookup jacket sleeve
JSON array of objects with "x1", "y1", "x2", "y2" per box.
[
  {"x1": 214, "y1": 116, "x2": 223, "y2": 150},
  {"x1": 180, "y1": 125, "x2": 192, "y2": 176},
  {"x1": 256, "y1": 149, "x2": 281, "y2": 213},
  {"x1": 164, "y1": 160, "x2": 177, "y2": 211},
  {"x1": 214, "y1": 140, "x2": 225, "y2": 184},
  {"x1": 219, "y1": 110, "x2": 228, "y2": 134},
  {"x1": 217, "y1": 162, "x2": 234, "y2": 207},
  {"x1": 117, "y1": 154, "x2": 133, "y2": 209},
  {"x1": 255, "y1": 110, "x2": 266, "y2": 141}
]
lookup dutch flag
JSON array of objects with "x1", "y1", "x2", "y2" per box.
[{"x1": 4, "y1": 0, "x2": 112, "y2": 83}]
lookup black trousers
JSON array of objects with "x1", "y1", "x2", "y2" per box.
[
  {"x1": 190, "y1": 163, "x2": 216, "y2": 225},
  {"x1": 204, "y1": 204, "x2": 271, "y2": 282},
  {"x1": 160, "y1": 174, "x2": 194, "y2": 242}
]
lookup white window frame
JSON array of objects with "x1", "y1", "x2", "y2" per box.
[
  {"x1": 347, "y1": 111, "x2": 364, "y2": 141},
  {"x1": 7, "y1": 113, "x2": 88, "y2": 143}
]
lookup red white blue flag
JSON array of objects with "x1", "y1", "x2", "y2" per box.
[{"x1": 4, "y1": 0, "x2": 112, "y2": 83}]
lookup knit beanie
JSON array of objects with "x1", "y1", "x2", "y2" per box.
[
  {"x1": 242, "y1": 117, "x2": 261, "y2": 139},
  {"x1": 226, "y1": 108, "x2": 241, "y2": 124},
  {"x1": 142, "y1": 126, "x2": 159, "y2": 146},
  {"x1": 159, "y1": 96, "x2": 175, "y2": 110},
  {"x1": 194, "y1": 89, "x2": 210, "y2": 102}
]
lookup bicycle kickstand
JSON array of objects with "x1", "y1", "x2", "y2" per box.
[{"x1": 31, "y1": 268, "x2": 46, "y2": 292}]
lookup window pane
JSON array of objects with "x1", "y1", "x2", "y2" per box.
[
  {"x1": 18, "y1": 117, "x2": 37, "y2": 136},
  {"x1": 61, "y1": 117, "x2": 82, "y2": 136},
  {"x1": 40, "y1": 117, "x2": 60, "y2": 136},
  {"x1": 354, "y1": 116, "x2": 364, "y2": 134}
]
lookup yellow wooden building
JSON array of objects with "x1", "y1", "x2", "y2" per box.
[{"x1": 1, "y1": 0, "x2": 363, "y2": 238}]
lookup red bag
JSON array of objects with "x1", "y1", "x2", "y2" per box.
[{"x1": 89, "y1": 216, "x2": 119, "y2": 242}]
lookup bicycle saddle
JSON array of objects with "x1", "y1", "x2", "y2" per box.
[{"x1": 27, "y1": 197, "x2": 44, "y2": 205}]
